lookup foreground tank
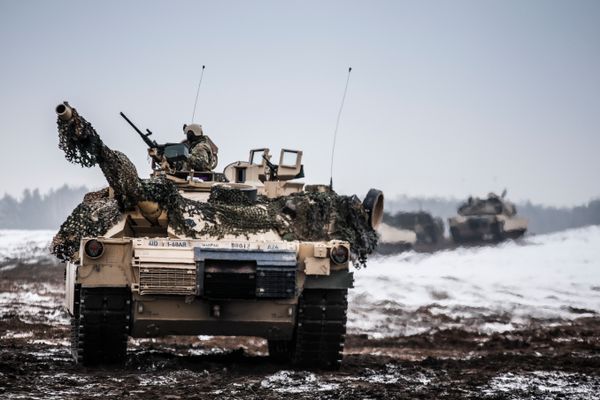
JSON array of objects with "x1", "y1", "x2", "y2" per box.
[
  {"x1": 54, "y1": 102, "x2": 383, "y2": 369},
  {"x1": 448, "y1": 192, "x2": 527, "y2": 243}
]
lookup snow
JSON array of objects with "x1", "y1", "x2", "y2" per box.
[
  {"x1": 350, "y1": 226, "x2": 600, "y2": 336},
  {"x1": 0, "y1": 229, "x2": 56, "y2": 263},
  {"x1": 0, "y1": 283, "x2": 68, "y2": 325},
  {"x1": 1, "y1": 331, "x2": 33, "y2": 339},
  {"x1": 260, "y1": 370, "x2": 340, "y2": 393},
  {"x1": 483, "y1": 371, "x2": 600, "y2": 399}
]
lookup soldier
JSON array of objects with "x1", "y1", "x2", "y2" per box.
[{"x1": 182, "y1": 123, "x2": 218, "y2": 171}]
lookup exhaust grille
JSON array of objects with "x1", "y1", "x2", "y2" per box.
[{"x1": 138, "y1": 265, "x2": 197, "y2": 295}]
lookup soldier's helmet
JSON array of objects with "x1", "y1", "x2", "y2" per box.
[{"x1": 183, "y1": 123, "x2": 204, "y2": 142}]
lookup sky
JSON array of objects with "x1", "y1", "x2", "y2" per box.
[{"x1": 0, "y1": 0, "x2": 598, "y2": 207}]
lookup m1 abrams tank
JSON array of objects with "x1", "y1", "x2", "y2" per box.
[
  {"x1": 448, "y1": 191, "x2": 527, "y2": 243},
  {"x1": 384, "y1": 211, "x2": 444, "y2": 245},
  {"x1": 53, "y1": 102, "x2": 383, "y2": 370}
]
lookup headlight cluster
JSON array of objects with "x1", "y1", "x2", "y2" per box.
[
  {"x1": 84, "y1": 239, "x2": 104, "y2": 259},
  {"x1": 330, "y1": 245, "x2": 349, "y2": 265}
]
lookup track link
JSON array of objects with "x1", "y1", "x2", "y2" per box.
[
  {"x1": 71, "y1": 287, "x2": 131, "y2": 366},
  {"x1": 269, "y1": 288, "x2": 348, "y2": 370}
]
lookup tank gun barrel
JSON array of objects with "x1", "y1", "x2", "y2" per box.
[
  {"x1": 56, "y1": 103, "x2": 73, "y2": 122},
  {"x1": 54, "y1": 101, "x2": 142, "y2": 210}
]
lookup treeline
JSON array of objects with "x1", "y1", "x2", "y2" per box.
[
  {"x1": 386, "y1": 195, "x2": 600, "y2": 235},
  {"x1": 0, "y1": 185, "x2": 88, "y2": 229},
  {"x1": 1, "y1": 186, "x2": 599, "y2": 234}
]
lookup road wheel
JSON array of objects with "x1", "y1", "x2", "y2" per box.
[
  {"x1": 492, "y1": 221, "x2": 505, "y2": 242},
  {"x1": 450, "y1": 227, "x2": 462, "y2": 243}
]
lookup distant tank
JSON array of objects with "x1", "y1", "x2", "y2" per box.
[
  {"x1": 384, "y1": 211, "x2": 444, "y2": 245},
  {"x1": 53, "y1": 102, "x2": 383, "y2": 370},
  {"x1": 448, "y1": 191, "x2": 527, "y2": 243},
  {"x1": 375, "y1": 222, "x2": 417, "y2": 254}
]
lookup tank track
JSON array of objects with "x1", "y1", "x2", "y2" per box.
[
  {"x1": 269, "y1": 288, "x2": 348, "y2": 370},
  {"x1": 71, "y1": 287, "x2": 131, "y2": 366}
]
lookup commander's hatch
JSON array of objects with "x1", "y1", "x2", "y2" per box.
[
  {"x1": 247, "y1": 148, "x2": 304, "y2": 182},
  {"x1": 222, "y1": 148, "x2": 305, "y2": 198},
  {"x1": 277, "y1": 149, "x2": 304, "y2": 180}
]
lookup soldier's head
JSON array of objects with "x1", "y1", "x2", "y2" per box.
[{"x1": 183, "y1": 123, "x2": 204, "y2": 142}]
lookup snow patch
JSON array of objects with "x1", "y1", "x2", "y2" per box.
[
  {"x1": 260, "y1": 370, "x2": 340, "y2": 393},
  {"x1": 482, "y1": 371, "x2": 600, "y2": 398},
  {"x1": 0, "y1": 283, "x2": 68, "y2": 325},
  {"x1": 350, "y1": 226, "x2": 600, "y2": 337},
  {"x1": 0, "y1": 229, "x2": 56, "y2": 263},
  {"x1": 1, "y1": 331, "x2": 33, "y2": 339},
  {"x1": 359, "y1": 364, "x2": 433, "y2": 385}
]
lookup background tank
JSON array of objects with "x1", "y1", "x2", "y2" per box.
[
  {"x1": 448, "y1": 191, "x2": 527, "y2": 243},
  {"x1": 384, "y1": 211, "x2": 444, "y2": 245},
  {"x1": 374, "y1": 222, "x2": 417, "y2": 254},
  {"x1": 54, "y1": 102, "x2": 383, "y2": 369}
]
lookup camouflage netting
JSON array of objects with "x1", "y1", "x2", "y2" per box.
[
  {"x1": 457, "y1": 193, "x2": 516, "y2": 217},
  {"x1": 52, "y1": 188, "x2": 121, "y2": 261},
  {"x1": 57, "y1": 104, "x2": 142, "y2": 210},
  {"x1": 52, "y1": 105, "x2": 378, "y2": 266}
]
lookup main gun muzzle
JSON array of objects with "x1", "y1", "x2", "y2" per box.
[{"x1": 56, "y1": 102, "x2": 73, "y2": 121}]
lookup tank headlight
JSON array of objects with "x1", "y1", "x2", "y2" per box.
[
  {"x1": 330, "y1": 245, "x2": 349, "y2": 265},
  {"x1": 84, "y1": 239, "x2": 104, "y2": 259}
]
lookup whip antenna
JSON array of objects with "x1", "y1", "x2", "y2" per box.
[
  {"x1": 191, "y1": 65, "x2": 206, "y2": 123},
  {"x1": 329, "y1": 67, "x2": 352, "y2": 189}
]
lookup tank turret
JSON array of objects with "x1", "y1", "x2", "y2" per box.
[{"x1": 448, "y1": 191, "x2": 527, "y2": 243}]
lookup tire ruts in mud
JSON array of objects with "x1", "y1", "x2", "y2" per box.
[
  {"x1": 269, "y1": 288, "x2": 348, "y2": 370},
  {"x1": 71, "y1": 287, "x2": 131, "y2": 366}
]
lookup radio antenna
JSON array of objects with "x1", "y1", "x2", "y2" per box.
[
  {"x1": 329, "y1": 67, "x2": 352, "y2": 189},
  {"x1": 191, "y1": 65, "x2": 206, "y2": 123}
]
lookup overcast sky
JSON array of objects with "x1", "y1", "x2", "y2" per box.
[{"x1": 0, "y1": 0, "x2": 598, "y2": 206}]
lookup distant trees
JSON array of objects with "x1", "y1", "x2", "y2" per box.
[
  {"x1": 0, "y1": 185, "x2": 89, "y2": 229},
  {"x1": 518, "y1": 199, "x2": 600, "y2": 234}
]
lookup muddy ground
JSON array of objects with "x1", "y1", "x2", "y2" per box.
[{"x1": 1, "y1": 262, "x2": 600, "y2": 399}]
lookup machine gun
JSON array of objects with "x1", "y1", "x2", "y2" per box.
[
  {"x1": 120, "y1": 112, "x2": 159, "y2": 148},
  {"x1": 262, "y1": 154, "x2": 278, "y2": 180},
  {"x1": 120, "y1": 112, "x2": 189, "y2": 171}
]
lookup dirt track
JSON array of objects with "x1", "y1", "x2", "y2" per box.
[{"x1": 1, "y1": 263, "x2": 600, "y2": 399}]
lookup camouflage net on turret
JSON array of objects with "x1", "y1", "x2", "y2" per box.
[
  {"x1": 57, "y1": 105, "x2": 142, "y2": 210},
  {"x1": 57, "y1": 105, "x2": 104, "y2": 168},
  {"x1": 52, "y1": 183, "x2": 377, "y2": 266},
  {"x1": 52, "y1": 105, "x2": 378, "y2": 266},
  {"x1": 457, "y1": 193, "x2": 516, "y2": 217},
  {"x1": 51, "y1": 189, "x2": 121, "y2": 261}
]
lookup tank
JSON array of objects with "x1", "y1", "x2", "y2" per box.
[
  {"x1": 374, "y1": 222, "x2": 417, "y2": 254},
  {"x1": 53, "y1": 102, "x2": 384, "y2": 369},
  {"x1": 448, "y1": 191, "x2": 527, "y2": 243},
  {"x1": 384, "y1": 211, "x2": 444, "y2": 245}
]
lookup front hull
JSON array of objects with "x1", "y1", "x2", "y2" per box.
[
  {"x1": 131, "y1": 295, "x2": 295, "y2": 339},
  {"x1": 449, "y1": 215, "x2": 527, "y2": 243}
]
